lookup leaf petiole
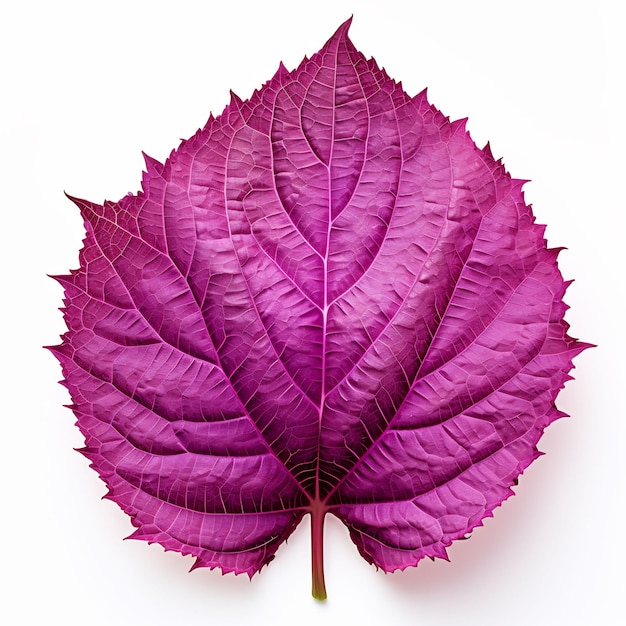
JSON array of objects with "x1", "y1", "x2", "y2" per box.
[{"x1": 310, "y1": 498, "x2": 328, "y2": 600}]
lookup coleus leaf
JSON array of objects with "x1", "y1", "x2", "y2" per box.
[{"x1": 51, "y1": 19, "x2": 588, "y2": 600}]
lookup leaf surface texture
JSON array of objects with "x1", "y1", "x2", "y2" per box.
[{"x1": 52, "y1": 20, "x2": 587, "y2": 595}]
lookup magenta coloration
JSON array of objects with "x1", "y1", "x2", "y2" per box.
[{"x1": 51, "y1": 20, "x2": 588, "y2": 599}]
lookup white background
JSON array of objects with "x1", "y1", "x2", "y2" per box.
[{"x1": 1, "y1": 1, "x2": 623, "y2": 624}]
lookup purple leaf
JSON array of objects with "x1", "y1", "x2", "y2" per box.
[{"x1": 51, "y1": 19, "x2": 589, "y2": 600}]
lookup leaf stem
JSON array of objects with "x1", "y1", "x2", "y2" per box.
[{"x1": 310, "y1": 499, "x2": 328, "y2": 600}]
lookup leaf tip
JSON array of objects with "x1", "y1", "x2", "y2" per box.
[
  {"x1": 189, "y1": 558, "x2": 203, "y2": 573},
  {"x1": 64, "y1": 192, "x2": 99, "y2": 220},
  {"x1": 63, "y1": 190, "x2": 81, "y2": 205},
  {"x1": 45, "y1": 343, "x2": 67, "y2": 359},
  {"x1": 142, "y1": 151, "x2": 163, "y2": 173},
  {"x1": 125, "y1": 528, "x2": 146, "y2": 542},
  {"x1": 329, "y1": 16, "x2": 353, "y2": 44},
  {"x1": 451, "y1": 117, "x2": 468, "y2": 134},
  {"x1": 511, "y1": 177, "x2": 532, "y2": 192},
  {"x1": 340, "y1": 15, "x2": 354, "y2": 32},
  {"x1": 47, "y1": 273, "x2": 72, "y2": 286},
  {"x1": 229, "y1": 89, "x2": 243, "y2": 108},
  {"x1": 413, "y1": 87, "x2": 429, "y2": 107},
  {"x1": 270, "y1": 61, "x2": 287, "y2": 83},
  {"x1": 572, "y1": 341, "x2": 596, "y2": 355}
]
